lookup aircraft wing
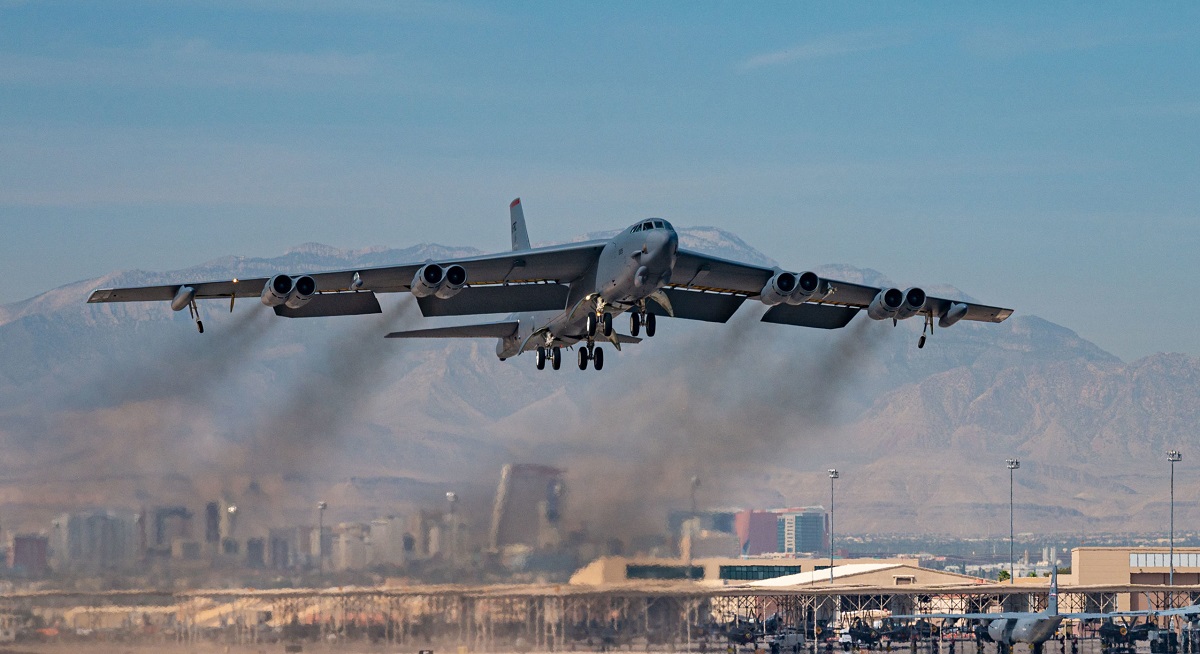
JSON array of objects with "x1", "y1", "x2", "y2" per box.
[
  {"x1": 385, "y1": 321, "x2": 519, "y2": 339},
  {"x1": 670, "y1": 248, "x2": 1013, "y2": 326},
  {"x1": 87, "y1": 241, "x2": 608, "y2": 315}
]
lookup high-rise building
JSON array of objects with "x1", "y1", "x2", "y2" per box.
[
  {"x1": 489, "y1": 464, "x2": 565, "y2": 551},
  {"x1": 53, "y1": 510, "x2": 137, "y2": 571},
  {"x1": 736, "y1": 507, "x2": 829, "y2": 556}
]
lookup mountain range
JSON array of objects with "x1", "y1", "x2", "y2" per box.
[{"x1": 0, "y1": 228, "x2": 1197, "y2": 543}]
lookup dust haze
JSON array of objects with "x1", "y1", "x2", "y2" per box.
[{"x1": 504, "y1": 310, "x2": 887, "y2": 543}]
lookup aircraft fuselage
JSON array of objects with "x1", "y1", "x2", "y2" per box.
[{"x1": 495, "y1": 219, "x2": 678, "y2": 358}]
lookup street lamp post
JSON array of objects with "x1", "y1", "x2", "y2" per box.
[
  {"x1": 1006, "y1": 459, "x2": 1020, "y2": 584},
  {"x1": 829, "y1": 469, "x2": 839, "y2": 584},
  {"x1": 317, "y1": 501, "x2": 327, "y2": 577},
  {"x1": 1169, "y1": 449, "x2": 1182, "y2": 637},
  {"x1": 687, "y1": 476, "x2": 700, "y2": 581}
]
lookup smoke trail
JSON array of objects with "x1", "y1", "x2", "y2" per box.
[
  {"x1": 548, "y1": 311, "x2": 888, "y2": 542},
  {"x1": 235, "y1": 297, "x2": 416, "y2": 475},
  {"x1": 65, "y1": 306, "x2": 278, "y2": 410}
]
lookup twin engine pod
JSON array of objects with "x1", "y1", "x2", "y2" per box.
[
  {"x1": 410, "y1": 263, "x2": 467, "y2": 299},
  {"x1": 260, "y1": 274, "x2": 317, "y2": 309},
  {"x1": 758, "y1": 270, "x2": 821, "y2": 306},
  {"x1": 867, "y1": 287, "x2": 926, "y2": 321}
]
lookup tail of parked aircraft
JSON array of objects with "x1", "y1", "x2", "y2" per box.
[
  {"x1": 510, "y1": 198, "x2": 531, "y2": 251},
  {"x1": 1048, "y1": 566, "x2": 1058, "y2": 616}
]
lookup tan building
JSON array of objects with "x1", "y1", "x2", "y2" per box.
[
  {"x1": 570, "y1": 555, "x2": 918, "y2": 585},
  {"x1": 1068, "y1": 546, "x2": 1200, "y2": 610}
]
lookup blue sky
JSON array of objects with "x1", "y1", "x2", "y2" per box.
[{"x1": 1, "y1": 2, "x2": 1197, "y2": 361}]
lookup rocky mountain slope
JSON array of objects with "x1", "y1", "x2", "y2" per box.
[{"x1": 0, "y1": 230, "x2": 1196, "y2": 539}]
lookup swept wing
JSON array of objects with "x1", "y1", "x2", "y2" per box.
[
  {"x1": 667, "y1": 248, "x2": 1012, "y2": 327},
  {"x1": 87, "y1": 241, "x2": 607, "y2": 316}
]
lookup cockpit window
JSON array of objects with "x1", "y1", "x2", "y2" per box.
[
  {"x1": 662, "y1": 220, "x2": 673, "y2": 230},
  {"x1": 653, "y1": 220, "x2": 664, "y2": 229},
  {"x1": 631, "y1": 224, "x2": 640, "y2": 233},
  {"x1": 642, "y1": 221, "x2": 654, "y2": 230}
]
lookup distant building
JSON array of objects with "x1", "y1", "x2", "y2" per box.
[
  {"x1": 735, "y1": 507, "x2": 828, "y2": 556},
  {"x1": 369, "y1": 516, "x2": 408, "y2": 567},
  {"x1": 53, "y1": 510, "x2": 137, "y2": 571},
  {"x1": 10, "y1": 534, "x2": 49, "y2": 576},
  {"x1": 489, "y1": 464, "x2": 565, "y2": 551}
]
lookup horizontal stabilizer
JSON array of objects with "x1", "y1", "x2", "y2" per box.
[
  {"x1": 386, "y1": 321, "x2": 519, "y2": 339},
  {"x1": 418, "y1": 284, "x2": 570, "y2": 317},
  {"x1": 645, "y1": 288, "x2": 746, "y2": 323},
  {"x1": 274, "y1": 292, "x2": 382, "y2": 318},
  {"x1": 761, "y1": 303, "x2": 859, "y2": 329}
]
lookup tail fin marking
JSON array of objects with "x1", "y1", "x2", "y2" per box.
[{"x1": 510, "y1": 197, "x2": 531, "y2": 251}]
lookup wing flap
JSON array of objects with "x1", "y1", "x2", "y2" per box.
[
  {"x1": 761, "y1": 303, "x2": 860, "y2": 329},
  {"x1": 671, "y1": 249, "x2": 773, "y2": 294},
  {"x1": 274, "y1": 292, "x2": 382, "y2": 318},
  {"x1": 417, "y1": 284, "x2": 570, "y2": 317},
  {"x1": 385, "y1": 321, "x2": 519, "y2": 339},
  {"x1": 645, "y1": 288, "x2": 746, "y2": 323}
]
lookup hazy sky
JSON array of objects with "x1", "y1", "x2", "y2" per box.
[{"x1": 2, "y1": 2, "x2": 1197, "y2": 361}]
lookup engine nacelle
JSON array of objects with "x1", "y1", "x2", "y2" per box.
[
  {"x1": 784, "y1": 271, "x2": 821, "y2": 305},
  {"x1": 170, "y1": 286, "x2": 195, "y2": 312},
  {"x1": 760, "y1": 270, "x2": 822, "y2": 306},
  {"x1": 411, "y1": 264, "x2": 444, "y2": 298},
  {"x1": 284, "y1": 275, "x2": 317, "y2": 309},
  {"x1": 759, "y1": 271, "x2": 799, "y2": 306},
  {"x1": 866, "y1": 287, "x2": 904, "y2": 320},
  {"x1": 893, "y1": 287, "x2": 927, "y2": 320},
  {"x1": 261, "y1": 274, "x2": 294, "y2": 307},
  {"x1": 939, "y1": 302, "x2": 969, "y2": 328},
  {"x1": 434, "y1": 264, "x2": 467, "y2": 299}
]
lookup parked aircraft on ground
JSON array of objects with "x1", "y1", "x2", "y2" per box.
[
  {"x1": 894, "y1": 570, "x2": 1200, "y2": 654},
  {"x1": 88, "y1": 199, "x2": 1013, "y2": 371}
]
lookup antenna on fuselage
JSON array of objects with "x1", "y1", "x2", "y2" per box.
[{"x1": 509, "y1": 198, "x2": 531, "y2": 251}]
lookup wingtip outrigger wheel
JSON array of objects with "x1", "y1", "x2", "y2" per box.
[
  {"x1": 919, "y1": 313, "x2": 933, "y2": 349},
  {"x1": 188, "y1": 299, "x2": 204, "y2": 334}
]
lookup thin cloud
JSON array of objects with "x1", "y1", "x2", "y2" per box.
[
  {"x1": 740, "y1": 30, "x2": 913, "y2": 71},
  {"x1": 0, "y1": 39, "x2": 375, "y2": 90}
]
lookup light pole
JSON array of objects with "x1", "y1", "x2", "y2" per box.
[
  {"x1": 446, "y1": 491, "x2": 458, "y2": 567},
  {"x1": 829, "y1": 469, "x2": 839, "y2": 584},
  {"x1": 1169, "y1": 450, "x2": 1182, "y2": 636},
  {"x1": 687, "y1": 476, "x2": 700, "y2": 581},
  {"x1": 1006, "y1": 459, "x2": 1019, "y2": 583},
  {"x1": 317, "y1": 501, "x2": 327, "y2": 577}
]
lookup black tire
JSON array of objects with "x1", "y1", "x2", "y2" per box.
[
  {"x1": 602, "y1": 313, "x2": 613, "y2": 337},
  {"x1": 536, "y1": 346, "x2": 546, "y2": 370},
  {"x1": 577, "y1": 347, "x2": 589, "y2": 370},
  {"x1": 645, "y1": 312, "x2": 656, "y2": 337},
  {"x1": 630, "y1": 312, "x2": 641, "y2": 336},
  {"x1": 586, "y1": 314, "x2": 597, "y2": 336},
  {"x1": 593, "y1": 346, "x2": 604, "y2": 370},
  {"x1": 551, "y1": 347, "x2": 561, "y2": 370},
  {"x1": 197, "y1": 320, "x2": 204, "y2": 334}
]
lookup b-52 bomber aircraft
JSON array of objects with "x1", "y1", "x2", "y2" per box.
[{"x1": 87, "y1": 198, "x2": 1013, "y2": 371}]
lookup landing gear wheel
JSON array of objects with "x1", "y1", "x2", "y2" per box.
[
  {"x1": 551, "y1": 346, "x2": 561, "y2": 370},
  {"x1": 601, "y1": 313, "x2": 613, "y2": 337},
  {"x1": 592, "y1": 346, "x2": 604, "y2": 370},
  {"x1": 918, "y1": 335, "x2": 927, "y2": 349},
  {"x1": 630, "y1": 312, "x2": 641, "y2": 337},
  {"x1": 196, "y1": 320, "x2": 204, "y2": 334},
  {"x1": 535, "y1": 346, "x2": 546, "y2": 370},
  {"x1": 577, "y1": 347, "x2": 589, "y2": 370},
  {"x1": 645, "y1": 312, "x2": 656, "y2": 338},
  {"x1": 586, "y1": 314, "x2": 597, "y2": 337}
]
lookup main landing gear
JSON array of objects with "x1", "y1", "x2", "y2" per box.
[
  {"x1": 629, "y1": 311, "x2": 655, "y2": 338},
  {"x1": 576, "y1": 344, "x2": 604, "y2": 371},
  {"x1": 535, "y1": 346, "x2": 562, "y2": 371},
  {"x1": 586, "y1": 312, "x2": 614, "y2": 338}
]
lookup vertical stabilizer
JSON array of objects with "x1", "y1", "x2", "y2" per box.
[
  {"x1": 509, "y1": 198, "x2": 531, "y2": 251},
  {"x1": 1048, "y1": 566, "x2": 1059, "y2": 615}
]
